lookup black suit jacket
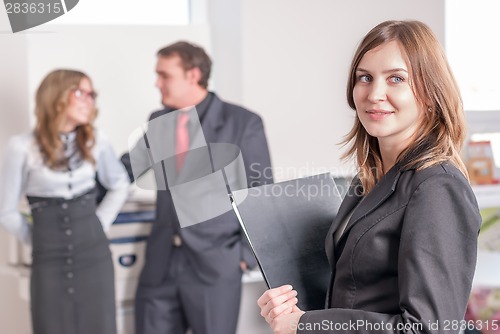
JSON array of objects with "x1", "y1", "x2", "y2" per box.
[
  {"x1": 298, "y1": 162, "x2": 481, "y2": 333},
  {"x1": 122, "y1": 93, "x2": 273, "y2": 285}
]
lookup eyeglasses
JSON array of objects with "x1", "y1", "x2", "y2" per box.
[{"x1": 72, "y1": 88, "x2": 97, "y2": 101}]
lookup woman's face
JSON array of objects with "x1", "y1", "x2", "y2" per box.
[
  {"x1": 62, "y1": 77, "x2": 96, "y2": 132},
  {"x1": 353, "y1": 40, "x2": 424, "y2": 150}
]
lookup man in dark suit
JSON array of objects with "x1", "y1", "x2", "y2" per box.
[{"x1": 122, "y1": 41, "x2": 273, "y2": 334}]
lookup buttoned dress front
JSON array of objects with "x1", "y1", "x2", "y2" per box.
[{"x1": 0, "y1": 131, "x2": 129, "y2": 334}]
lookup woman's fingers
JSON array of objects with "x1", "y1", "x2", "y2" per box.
[
  {"x1": 260, "y1": 290, "x2": 297, "y2": 317},
  {"x1": 267, "y1": 297, "x2": 298, "y2": 321},
  {"x1": 257, "y1": 285, "x2": 292, "y2": 307},
  {"x1": 257, "y1": 285, "x2": 299, "y2": 323}
]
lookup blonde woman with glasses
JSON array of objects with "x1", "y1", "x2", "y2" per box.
[{"x1": 0, "y1": 69, "x2": 129, "y2": 334}]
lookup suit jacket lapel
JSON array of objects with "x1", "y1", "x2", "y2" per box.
[
  {"x1": 335, "y1": 165, "x2": 403, "y2": 247},
  {"x1": 142, "y1": 108, "x2": 177, "y2": 188},
  {"x1": 200, "y1": 93, "x2": 224, "y2": 144},
  {"x1": 325, "y1": 177, "x2": 363, "y2": 267},
  {"x1": 147, "y1": 108, "x2": 176, "y2": 160}
]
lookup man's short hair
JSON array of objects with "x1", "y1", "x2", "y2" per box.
[{"x1": 157, "y1": 41, "x2": 212, "y2": 89}]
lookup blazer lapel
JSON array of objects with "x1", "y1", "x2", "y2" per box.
[
  {"x1": 336, "y1": 165, "x2": 403, "y2": 247},
  {"x1": 143, "y1": 108, "x2": 177, "y2": 188},
  {"x1": 147, "y1": 108, "x2": 176, "y2": 162},
  {"x1": 200, "y1": 93, "x2": 224, "y2": 144},
  {"x1": 325, "y1": 177, "x2": 363, "y2": 267}
]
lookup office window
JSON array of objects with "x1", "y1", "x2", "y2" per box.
[
  {"x1": 50, "y1": 0, "x2": 190, "y2": 25},
  {"x1": 446, "y1": 0, "x2": 500, "y2": 111}
]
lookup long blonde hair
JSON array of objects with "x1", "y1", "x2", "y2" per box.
[
  {"x1": 35, "y1": 69, "x2": 97, "y2": 169},
  {"x1": 342, "y1": 20, "x2": 468, "y2": 194}
]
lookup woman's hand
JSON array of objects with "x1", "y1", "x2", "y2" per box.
[{"x1": 258, "y1": 285, "x2": 305, "y2": 334}]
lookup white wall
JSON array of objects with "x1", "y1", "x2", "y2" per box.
[
  {"x1": 0, "y1": 8, "x2": 34, "y2": 334},
  {"x1": 51, "y1": 0, "x2": 190, "y2": 25},
  {"x1": 0, "y1": 11, "x2": 31, "y2": 154},
  {"x1": 238, "y1": 0, "x2": 445, "y2": 181},
  {"x1": 446, "y1": 0, "x2": 500, "y2": 111},
  {"x1": 208, "y1": 0, "x2": 244, "y2": 103}
]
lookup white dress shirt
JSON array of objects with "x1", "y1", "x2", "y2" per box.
[{"x1": 0, "y1": 130, "x2": 130, "y2": 244}]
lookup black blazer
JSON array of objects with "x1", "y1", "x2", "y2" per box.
[
  {"x1": 122, "y1": 93, "x2": 273, "y2": 285},
  {"x1": 298, "y1": 162, "x2": 481, "y2": 334}
]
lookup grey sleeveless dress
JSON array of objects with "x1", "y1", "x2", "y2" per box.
[
  {"x1": 28, "y1": 189, "x2": 117, "y2": 334},
  {"x1": 0, "y1": 131, "x2": 129, "y2": 334}
]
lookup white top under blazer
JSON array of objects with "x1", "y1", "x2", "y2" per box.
[{"x1": 0, "y1": 130, "x2": 130, "y2": 244}]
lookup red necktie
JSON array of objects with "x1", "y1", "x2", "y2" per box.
[{"x1": 176, "y1": 112, "x2": 190, "y2": 172}]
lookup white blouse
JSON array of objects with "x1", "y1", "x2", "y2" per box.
[{"x1": 0, "y1": 131, "x2": 130, "y2": 244}]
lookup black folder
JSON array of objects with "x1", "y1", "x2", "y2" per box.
[{"x1": 230, "y1": 173, "x2": 343, "y2": 310}]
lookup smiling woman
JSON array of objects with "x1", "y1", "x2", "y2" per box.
[
  {"x1": 344, "y1": 20, "x2": 468, "y2": 194},
  {"x1": 257, "y1": 20, "x2": 481, "y2": 334},
  {"x1": 352, "y1": 40, "x2": 421, "y2": 171}
]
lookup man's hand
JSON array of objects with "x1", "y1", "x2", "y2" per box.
[{"x1": 240, "y1": 261, "x2": 248, "y2": 272}]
